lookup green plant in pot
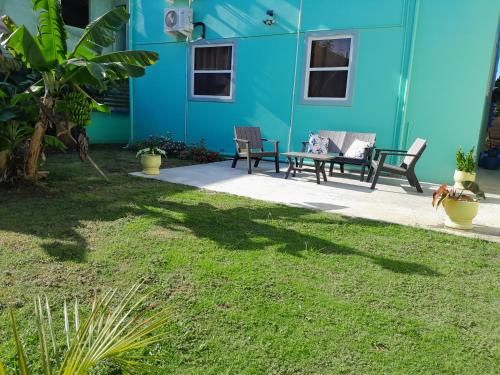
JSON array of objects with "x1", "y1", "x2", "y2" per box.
[
  {"x1": 454, "y1": 147, "x2": 476, "y2": 189},
  {"x1": 432, "y1": 181, "x2": 485, "y2": 230},
  {"x1": 136, "y1": 136, "x2": 166, "y2": 175}
]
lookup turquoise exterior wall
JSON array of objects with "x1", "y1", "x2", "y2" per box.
[
  {"x1": 87, "y1": 112, "x2": 130, "y2": 144},
  {"x1": 130, "y1": 0, "x2": 499, "y2": 182},
  {"x1": 404, "y1": 0, "x2": 499, "y2": 182}
]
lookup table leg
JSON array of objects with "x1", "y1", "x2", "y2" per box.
[
  {"x1": 313, "y1": 160, "x2": 321, "y2": 184},
  {"x1": 285, "y1": 157, "x2": 294, "y2": 179},
  {"x1": 320, "y1": 161, "x2": 328, "y2": 182}
]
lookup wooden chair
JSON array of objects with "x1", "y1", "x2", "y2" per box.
[
  {"x1": 232, "y1": 126, "x2": 280, "y2": 174},
  {"x1": 487, "y1": 118, "x2": 500, "y2": 149},
  {"x1": 367, "y1": 138, "x2": 427, "y2": 193}
]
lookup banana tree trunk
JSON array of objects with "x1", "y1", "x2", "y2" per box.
[
  {"x1": 24, "y1": 97, "x2": 54, "y2": 180},
  {"x1": 23, "y1": 121, "x2": 46, "y2": 179},
  {"x1": 0, "y1": 151, "x2": 9, "y2": 174}
]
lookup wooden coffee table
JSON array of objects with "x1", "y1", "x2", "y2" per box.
[{"x1": 281, "y1": 152, "x2": 335, "y2": 184}]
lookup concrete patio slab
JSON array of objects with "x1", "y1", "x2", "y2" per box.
[{"x1": 131, "y1": 161, "x2": 500, "y2": 243}]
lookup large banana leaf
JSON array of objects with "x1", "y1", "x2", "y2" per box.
[
  {"x1": 2, "y1": 26, "x2": 49, "y2": 70},
  {"x1": 91, "y1": 50, "x2": 159, "y2": 67},
  {"x1": 71, "y1": 7, "x2": 129, "y2": 59},
  {"x1": 32, "y1": 0, "x2": 67, "y2": 65},
  {"x1": 63, "y1": 50, "x2": 158, "y2": 88}
]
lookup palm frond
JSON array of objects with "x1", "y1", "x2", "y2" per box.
[
  {"x1": 91, "y1": 50, "x2": 159, "y2": 67},
  {"x1": 32, "y1": 0, "x2": 67, "y2": 65},
  {"x1": 71, "y1": 7, "x2": 129, "y2": 59},
  {"x1": 9, "y1": 309, "x2": 29, "y2": 375},
  {"x1": 4, "y1": 283, "x2": 168, "y2": 374}
]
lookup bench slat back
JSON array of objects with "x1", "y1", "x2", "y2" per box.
[
  {"x1": 318, "y1": 130, "x2": 346, "y2": 154},
  {"x1": 341, "y1": 132, "x2": 376, "y2": 154},
  {"x1": 235, "y1": 126, "x2": 263, "y2": 150}
]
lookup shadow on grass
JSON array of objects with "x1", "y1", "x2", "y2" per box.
[
  {"x1": 139, "y1": 201, "x2": 440, "y2": 276},
  {"x1": 0, "y1": 161, "x2": 440, "y2": 276}
]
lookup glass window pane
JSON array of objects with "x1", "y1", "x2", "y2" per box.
[
  {"x1": 194, "y1": 73, "x2": 232, "y2": 97},
  {"x1": 195, "y1": 46, "x2": 232, "y2": 70},
  {"x1": 310, "y1": 38, "x2": 351, "y2": 68},
  {"x1": 308, "y1": 71, "x2": 348, "y2": 98}
]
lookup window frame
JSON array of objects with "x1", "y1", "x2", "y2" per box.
[
  {"x1": 189, "y1": 40, "x2": 237, "y2": 103},
  {"x1": 301, "y1": 31, "x2": 359, "y2": 106}
]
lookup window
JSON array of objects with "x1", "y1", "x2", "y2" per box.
[
  {"x1": 61, "y1": 0, "x2": 89, "y2": 29},
  {"x1": 191, "y1": 43, "x2": 235, "y2": 101},
  {"x1": 303, "y1": 32, "x2": 357, "y2": 105}
]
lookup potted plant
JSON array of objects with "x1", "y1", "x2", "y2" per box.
[
  {"x1": 136, "y1": 136, "x2": 166, "y2": 175},
  {"x1": 454, "y1": 147, "x2": 476, "y2": 189},
  {"x1": 432, "y1": 181, "x2": 485, "y2": 230}
]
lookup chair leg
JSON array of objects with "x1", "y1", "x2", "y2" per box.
[
  {"x1": 340, "y1": 164, "x2": 345, "y2": 173},
  {"x1": 254, "y1": 158, "x2": 260, "y2": 168},
  {"x1": 246, "y1": 155, "x2": 252, "y2": 174},
  {"x1": 370, "y1": 168, "x2": 382, "y2": 190},
  {"x1": 360, "y1": 164, "x2": 366, "y2": 182},
  {"x1": 275, "y1": 155, "x2": 280, "y2": 173},
  {"x1": 329, "y1": 162, "x2": 334, "y2": 176},
  {"x1": 231, "y1": 153, "x2": 239, "y2": 168},
  {"x1": 366, "y1": 166, "x2": 374, "y2": 182},
  {"x1": 407, "y1": 170, "x2": 423, "y2": 193}
]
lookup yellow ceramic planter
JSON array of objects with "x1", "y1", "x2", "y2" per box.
[
  {"x1": 141, "y1": 154, "x2": 162, "y2": 175},
  {"x1": 443, "y1": 199, "x2": 479, "y2": 230}
]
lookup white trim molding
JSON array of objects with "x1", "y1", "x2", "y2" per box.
[
  {"x1": 188, "y1": 39, "x2": 237, "y2": 103},
  {"x1": 301, "y1": 30, "x2": 359, "y2": 106}
]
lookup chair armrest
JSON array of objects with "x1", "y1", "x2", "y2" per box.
[
  {"x1": 234, "y1": 138, "x2": 250, "y2": 144},
  {"x1": 374, "y1": 148, "x2": 407, "y2": 161},
  {"x1": 262, "y1": 139, "x2": 279, "y2": 144},
  {"x1": 375, "y1": 148, "x2": 408, "y2": 153},
  {"x1": 379, "y1": 151, "x2": 419, "y2": 157}
]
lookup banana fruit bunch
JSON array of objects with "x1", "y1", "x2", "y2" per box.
[
  {"x1": 62, "y1": 91, "x2": 93, "y2": 127},
  {"x1": 0, "y1": 54, "x2": 22, "y2": 74}
]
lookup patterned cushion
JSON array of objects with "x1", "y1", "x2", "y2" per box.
[
  {"x1": 307, "y1": 133, "x2": 330, "y2": 155},
  {"x1": 344, "y1": 139, "x2": 372, "y2": 159}
]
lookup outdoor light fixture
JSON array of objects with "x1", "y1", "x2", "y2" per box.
[{"x1": 263, "y1": 10, "x2": 276, "y2": 26}]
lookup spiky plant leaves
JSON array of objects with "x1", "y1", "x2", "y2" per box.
[
  {"x1": 9, "y1": 310, "x2": 29, "y2": 375},
  {"x1": 5, "y1": 283, "x2": 169, "y2": 374}
]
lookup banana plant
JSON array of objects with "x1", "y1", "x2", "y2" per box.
[
  {"x1": 0, "y1": 0, "x2": 159, "y2": 180},
  {"x1": 1, "y1": 283, "x2": 169, "y2": 374}
]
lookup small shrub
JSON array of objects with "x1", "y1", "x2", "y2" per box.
[
  {"x1": 179, "y1": 139, "x2": 221, "y2": 163},
  {"x1": 456, "y1": 147, "x2": 476, "y2": 173},
  {"x1": 162, "y1": 134, "x2": 188, "y2": 157}
]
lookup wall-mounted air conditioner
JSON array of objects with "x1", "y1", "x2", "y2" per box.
[{"x1": 164, "y1": 7, "x2": 193, "y2": 37}]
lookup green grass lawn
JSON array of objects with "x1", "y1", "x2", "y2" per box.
[{"x1": 0, "y1": 147, "x2": 498, "y2": 374}]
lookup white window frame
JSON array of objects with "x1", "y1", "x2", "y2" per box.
[
  {"x1": 302, "y1": 31, "x2": 358, "y2": 106},
  {"x1": 190, "y1": 42, "x2": 236, "y2": 102}
]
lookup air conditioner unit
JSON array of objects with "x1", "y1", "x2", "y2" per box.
[{"x1": 164, "y1": 7, "x2": 193, "y2": 37}]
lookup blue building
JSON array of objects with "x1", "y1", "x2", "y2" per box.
[{"x1": 129, "y1": 0, "x2": 499, "y2": 183}]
